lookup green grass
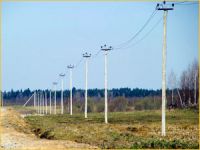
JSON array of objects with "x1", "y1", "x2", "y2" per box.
[{"x1": 24, "y1": 109, "x2": 199, "y2": 149}]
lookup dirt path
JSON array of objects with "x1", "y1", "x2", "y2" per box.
[{"x1": 0, "y1": 107, "x2": 98, "y2": 150}]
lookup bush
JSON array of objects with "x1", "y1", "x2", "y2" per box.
[{"x1": 109, "y1": 97, "x2": 128, "y2": 112}]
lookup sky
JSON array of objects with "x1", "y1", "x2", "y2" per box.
[{"x1": 2, "y1": 2, "x2": 199, "y2": 91}]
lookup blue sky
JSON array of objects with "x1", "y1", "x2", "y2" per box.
[{"x1": 2, "y1": 2, "x2": 198, "y2": 91}]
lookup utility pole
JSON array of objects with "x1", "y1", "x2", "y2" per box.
[
  {"x1": 53, "y1": 82, "x2": 58, "y2": 114},
  {"x1": 34, "y1": 91, "x2": 36, "y2": 109},
  {"x1": 40, "y1": 92, "x2": 42, "y2": 115},
  {"x1": 45, "y1": 91, "x2": 47, "y2": 114},
  {"x1": 39, "y1": 92, "x2": 41, "y2": 114},
  {"x1": 59, "y1": 73, "x2": 65, "y2": 114},
  {"x1": 194, "y1": 70, "x2": 198, "y2": 105},
  {"x1": 67, "y1": 64, "x2": 74, "y2": 115},
  {"x1": 50, "y1": 90, "x2": 52, "y2": 114},
  {"x1": 156, "y1": 1, "x2": 174, "y2": 136},
  {"x1": 37, "y1": 92, "x2": 39, "y2": 114},
  {"x1": 40, "y1": 92, "x2": 42, "y2": 114},
  {"x1": 83, "y1": 52, "x2": 91, "y2": 118},
  {"x1": 101, "y1": 44, "x2": 112, "y2": 124},
  {"x1": 42, "y1": 92, "x2": 45, "y2": 114},
  {"x1": 35, "y1": 91, "x2": 38, "y2": 114}
]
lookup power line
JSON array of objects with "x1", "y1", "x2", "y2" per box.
[
  {"x1": 174, "y1": 1, "x2": 198, "y2": 5},
  {"x1": 114, "y1": 9, "x2": 158, "y2": 49},
  {"x1": 74, "y1": 57, "x2": 84, "y2": 69},
  {"x1": 173, "y1": 1, "x2": 187, "y2": 4},
  {"x1": 114, "y1": 16, "x2": 162, "y2": 51},
  {"x1": 175, "y1": 2, "x2": 198, "y2": 5},
  {"x1": 93, "y1": 49, "x2": 101, "y2": 58}
]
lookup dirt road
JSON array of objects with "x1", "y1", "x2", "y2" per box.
[{"x1": 0, "y1": 107, "x2": 97, "y2": 150}]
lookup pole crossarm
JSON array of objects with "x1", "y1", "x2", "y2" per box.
[
  {"x1": 101, "y1": 44, "x2": 113, "y2": 51},
  {"x1": 67, "y1": 64, "x2": 74, "y2": 69},
  {"x1": 83, "y1": 52, "x2": 91, "y2": 58},
  {"x1": 156, "y1": 1, "x2": 174, "y2": 11}
]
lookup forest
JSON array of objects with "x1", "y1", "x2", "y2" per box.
[{"x1": 3, "y1": 60, "x2": 199, "y2": 110}]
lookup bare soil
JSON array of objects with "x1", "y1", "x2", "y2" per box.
[{"x1": 0, "y1": 107, "x2": 98, "y2": 150}]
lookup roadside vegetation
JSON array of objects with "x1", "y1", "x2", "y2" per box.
[{"x1": 25, "y1": 109, "x2": 199, "y2": 149}]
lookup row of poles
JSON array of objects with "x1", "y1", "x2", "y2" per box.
[
  {"x1": 25, "y1": 1, "x2": 175, "y2": 136},
  {"x1": 32, "y1": 46, "x2": 111, "y2": 121}
]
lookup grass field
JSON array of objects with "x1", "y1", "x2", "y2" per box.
[{"x1": 24, "y1": 109, "x2": 199, "y2": 149}]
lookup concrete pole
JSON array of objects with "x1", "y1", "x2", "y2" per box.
[
  {"x1": 85, "y1": 58, "x2": 88, "y2": 118},
  {"x1": 50, "y1": 90, "x2": 52, "y2": 114},
  {"x1": 37, "y1": 93, "x2": 39, "y2": 114},
  {"x1": 40, "y1": 93, "x2": 41, "y2": 114},
  {"x1": 39, "y1": 93, "x2": 41, "y2": 114},
  {"x1": 161, "y1": 10, "x2": 167, "y2": 136},
  {"x1": 40, "y1": 93, "x2": 42, "y2": 114},
  {"x1": 101, "y1": 45, "x2": 112, "y2": 124},
  {"x1": 104, "y1": 51, "x2": 108, "y2": 124},
  {"x1": 54, "y1": 84, "x2": 57, "y2": 114},
  {"x1": 70, "y1": 69, "x2": 73, "y2": 115},
  {"x1": 194, "y1": 71, "x2": 197, "y2": 105},
  {"x1": 35, "y1": 92, "x2": 37, "y2": 114},
  {"x1": 34, "y1": 92, "x2": 36, "y2": 108},
  {"x1": 43, "y1": 93, "x2": 45, "y2": 114},
  {"x1": 45, "y1": 92, "x2": 47, "y2": 114},
  {"x1": 61, "y1": 78, "x2": 64, "y2": 114}
]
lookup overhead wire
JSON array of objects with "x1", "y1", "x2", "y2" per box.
[
  {"x1": 52, "y1": 2, "x2": 197, "y2": 84},
  {"x1": 114, "y1": 9, "x2": 158, "y2": 49},
  {"x1": 74, "y1": 57, "x2": 84, "y2": 69},
  {"x1": 171, "y1": 1, "x2": 198, "y2": 5},
  {"x1": 113, "y1": 16, "x2": 162, "y2": 51}
]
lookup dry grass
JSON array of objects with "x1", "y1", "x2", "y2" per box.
[{"x1": 24, "y1": 109, "x2": 199, "y2": 149}]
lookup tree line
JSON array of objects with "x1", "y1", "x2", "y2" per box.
[
  {"x1": 3, "y1": 59, "x2": 198, "y2": 109},
  {"x1": 3, "y1": 88, "x2": 162, "y2": 101}
]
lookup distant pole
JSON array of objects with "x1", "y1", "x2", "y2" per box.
[
  {"x1": 45, "y1": 92, "x2": 47, "y2": 114},
  {"x1": 53, "y1": 82, "x2": 58, "y2": 114},
  {"x1": 83, "y1": 52, "x2": 91, "y2": 118},
  {"x1": 67, "y1": 64, "x2": 74, "y2": 115},
  {"x1": 53, "y1": 82, "x2": 57, "y2": 114},
  {"x1": 156, "y1": 1, "x2": 174, "y2": 136},
  {"x1": 37, "y1": 92, "x2": 39, "y2": 114},
  {"x1": 43, "y1": 92, "x2": 45, "y2": 114},
  {"x1": 101, "y1": 44, "x2": 112, "y2": 124},
  {"x1": 39, "y1": 92, "x2": 41, "y2": 114},
  {"x1": 50, "y1": 90, "x2": 52, "y2": 114},
  {"x1": 34, "y1": 91, "x2": 36, "y2": 108},
  {"x1": 35, "y1": 92, "x2": 38, "y2": 114},
  {"x1": 59, "y1": 74, "x2": 65, "y2": 114},
  {"x1": 194, "y1": 70, "x2": 197, "y2": 105},
  {"x1": 40, "y1": 92, "x2": 42, "y2": 114}
]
